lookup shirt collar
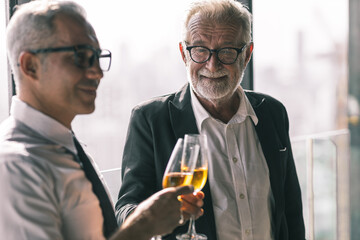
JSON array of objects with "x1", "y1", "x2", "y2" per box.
[
  {"x1": 232, "y1": 86, "x2": 258, "y2": 125},
  {"x1": 10, "y1": 96, "x2": 77, "y2": 155},
  {"x1": 190, "y1": 85, "x2": 258, "y2": 130}
]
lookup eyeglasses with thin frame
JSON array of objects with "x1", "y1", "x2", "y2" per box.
[
  {"x1": 27, "y1": 44, "x2": 112, "y2": 71},
  {"x1": 185, "y1": 43, "x2": 248, "y2": 65}
]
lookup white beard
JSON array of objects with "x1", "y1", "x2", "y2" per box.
[{"x1": 187, "y1": 65, "x2": 245, "y2": 101}]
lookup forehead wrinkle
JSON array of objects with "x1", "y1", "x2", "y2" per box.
[{"x1": 187, "y1": 16, "x2": 243, "y2": 46}]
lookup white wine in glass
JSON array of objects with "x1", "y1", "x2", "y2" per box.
[
  {"x1": 162, "y1": 138, "x2": 199, "y2": 188},
  {"x1": 177, "y1": 134, "x2": 209, "y2": 240}
]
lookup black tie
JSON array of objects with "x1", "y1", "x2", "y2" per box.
[{"x1": 73, "y1": 136, "x2": 118, "y2": 238}]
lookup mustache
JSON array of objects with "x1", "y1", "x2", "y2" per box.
[{"x1": 198, "y1": 69, "x2": 229, "y2": 78}]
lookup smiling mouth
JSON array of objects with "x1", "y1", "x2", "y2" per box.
[
  {"x1": 79, "y1": 88, "x2": 97, "y2": 96},
  {"x1": 201, "y1": 75, "x2": 227, "y2": 81}
]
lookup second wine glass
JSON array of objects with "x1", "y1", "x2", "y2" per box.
[
  {"x1": 177, "y1": 134, "x2": 209, "y2": 240},
  {"x1": 152, "y1": 138, "x2": 199, "y2": 240}
]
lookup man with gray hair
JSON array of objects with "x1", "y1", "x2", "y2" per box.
[
  {"x1": 116, "y1": 0, "x2": 305, "y2": 239},
  {"x1": 0, "y1": 1, "x2": 203, "y2": 239}
]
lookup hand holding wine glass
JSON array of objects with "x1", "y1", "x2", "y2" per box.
[{"x1": 119, "y1": 185, "x2": 195, "y2": 240}]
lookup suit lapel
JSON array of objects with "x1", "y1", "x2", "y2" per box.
[
  {"x1": 169, "y1": 84, "x2": 199, "y2": 138},
  {"x1": 246, "y1": 92, "x2": 284, "y2": 226}
]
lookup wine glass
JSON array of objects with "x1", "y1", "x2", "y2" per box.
[
  {"x1": 177, "y1": 134, "x2": 209, "y2": 240},
  {"x1": 152, "y1": 138, "x2": 199, "y2": 240}
]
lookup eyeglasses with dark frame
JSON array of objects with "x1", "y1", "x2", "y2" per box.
[
  {"x1": 185, "y1": 43, "x2": 248, "y2": 65},
  {"x1": 28, "y1": 44, "x2": 112, "y2": 72}
]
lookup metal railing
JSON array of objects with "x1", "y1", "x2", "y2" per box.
[
  {"x1": 292, "y1": 129, "x2": 350, "y2": 240},
  {"x1": 100, "y1": 167, "x2": 121, "y2": 203}
]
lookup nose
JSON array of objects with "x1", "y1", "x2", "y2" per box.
[
  {"x1": 205, "y1": 53, "x2": 222, "y2": 72},
  {"x1": 86, "y1": 61, "x2": 104, "y2": 79}
]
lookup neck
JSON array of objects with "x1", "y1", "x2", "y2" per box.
[
  {"x1": 195, "y1": 92, "x2": 240, "y2": 123},
  {"x1": 18, "y1": 92, "x2": 74, "y2": 129}
]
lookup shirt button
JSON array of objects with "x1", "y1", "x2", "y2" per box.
[
  {"x1": 232, "y1": 157, "x2": 238, "y2": 163},
  {"x1": 240, "y1": 193, "x2": 245, "y2": 199},
  {"x1": 245, "y1": 229, "x2": 251, "y2": 235}
]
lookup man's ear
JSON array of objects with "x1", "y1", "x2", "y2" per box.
[
  {"x1": 244, "y1": 42, "x2": 254, "y2": 65},
  {"x1": 179, "y1": 42, "x2": 187, "y2": 64},
  {"x1": 18, "y1": 51, "x2": 40, "y2": 80}
]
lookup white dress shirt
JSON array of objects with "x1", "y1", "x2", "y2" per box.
[
  {"x1": 190, "y1": 86, "x2": 274, "y2": 240},
  {"x1": 0, "y1": 97, "x2": 109, "y2": 240}
]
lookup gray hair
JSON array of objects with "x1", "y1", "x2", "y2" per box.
[
  {"x1": 6, "y1": 0, "x2": 87, "y2": 81},
  {"x1": 182, "y1": 0, "x2": 252, "y2": 43}
]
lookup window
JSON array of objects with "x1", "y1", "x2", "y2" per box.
[{"x1": 253, "y1": 0, "x2": 348, "y2": 137}]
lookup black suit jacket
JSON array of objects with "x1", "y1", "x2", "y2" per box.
[{"x1": 115, "y1": 84, "x2": 305, "y2": 240}]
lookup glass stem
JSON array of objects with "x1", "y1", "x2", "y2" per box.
[{"x1": 186, "y1": 215, "x2": 197, "y2": 238}]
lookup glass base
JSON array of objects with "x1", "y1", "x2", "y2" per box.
[
  {"x1": 176, "y1": 233, "x2": 207, "y2": 240},
  {"x1": 151, "y1": 235, "x2": 162, "y2": 240}
]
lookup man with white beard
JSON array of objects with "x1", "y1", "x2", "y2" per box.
[{"x1": 116, "y1": 0, "x2": 305, "y2": 239}]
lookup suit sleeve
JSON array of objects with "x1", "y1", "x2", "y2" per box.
[
  {"x1": 115, "y1": 106, "x2": 158, "y2": 225},
  {"x1": 282, "y1": 107, "x2": 306, "y2": 239}
]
